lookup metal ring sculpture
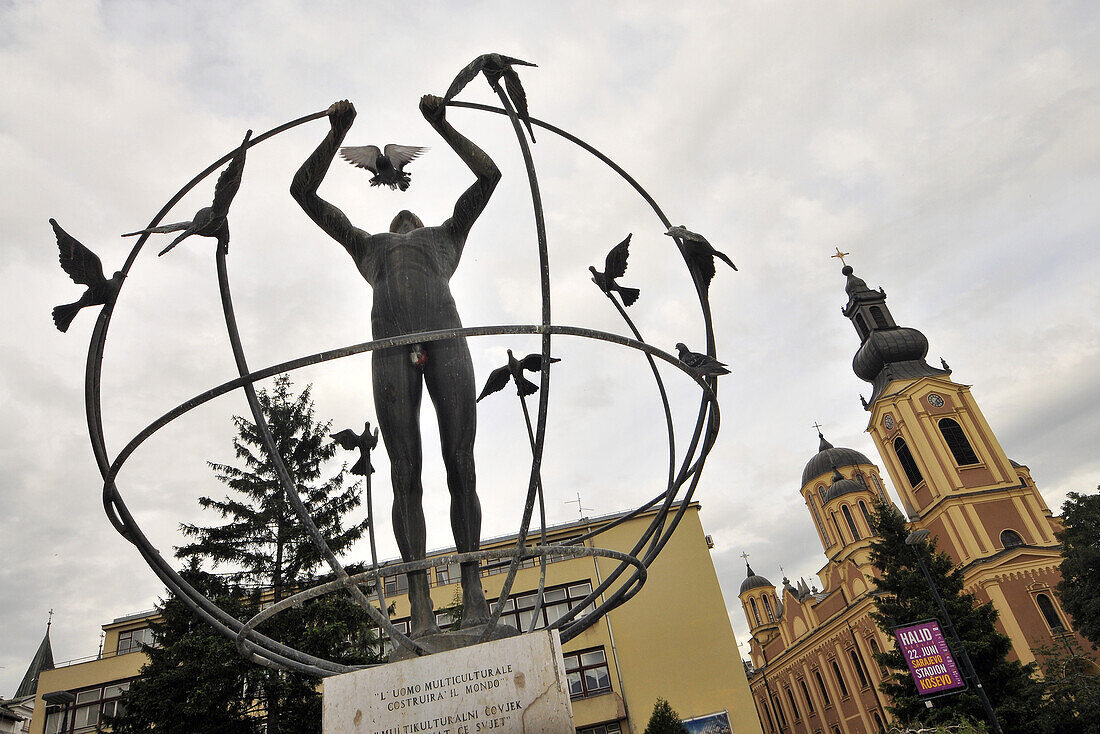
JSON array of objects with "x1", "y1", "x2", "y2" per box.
[{"x1": 86, "y1": 76, "x2": 723, "y2": 676}]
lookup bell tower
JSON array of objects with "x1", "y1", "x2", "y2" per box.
[{"x1": 838, "y1": 263, "x2": 1058, "y2": 565}]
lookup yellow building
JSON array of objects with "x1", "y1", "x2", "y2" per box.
[
  {"x1": 28, "y1": 503, "x2": 764, "y2": 733},
  {"x1": 739, "y1": 264, "x2": 1097, "y2": 734}
]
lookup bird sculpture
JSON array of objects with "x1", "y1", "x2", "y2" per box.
[
  {"x1": 675, "y1": 343, "x2": 730, "y2": 377},
  {"x1": 442, "y1": 53, "x2": 538, "y2": 142},
  {"x1": 665, "y1": 225, "x2": 736, "y2": 289},
  {"x1": 589, "y1": 233, "x2": 640, "y2": 306},
  {"x1": 122, "y1": 129, "x2": 252, "y2": 256},
  {"x1": 331, "y1": 422, "x2": 380, "y2": 477},
  {"x1": 477, "y1": 350, "x2": 560, "y2": 402},
  {"x1": 51, "y1": 219, "x2": 125, "y2": 333},
  {"x1": 339, "y1": 144, "x2": 427, "y2": 191}
]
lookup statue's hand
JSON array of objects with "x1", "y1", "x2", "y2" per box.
[
  {"x1": 420, "y1": 94, "x2": 445, "y2": 123},
  {"x1": 327, "y1": 99, "x2": 356, "y2": 132}
]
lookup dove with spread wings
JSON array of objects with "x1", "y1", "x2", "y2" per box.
[
  {"x1": 51, "y1": 219, "x2": 124, "y2": 333},
  {"x1": 339, "y1": 144, "x2": 426, "y2": 191}
]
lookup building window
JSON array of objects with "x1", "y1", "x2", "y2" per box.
[
  {"x1": 44, "y1": 681, "x2": 130, "y2": 734},
  {"x1": 833, "y1": 727, "x2": 843, "y2": 734},
  {"x1": 1000, "y1": 529, "x2": 1024, "y2": 548},
  {"x1": 817, "y1": 485, "x2": 827, "y2": 502},
  {"x1": 832, "y1": 513, "x2": 846, "y2": 544},
  {"x1": 869, "y1": 306, "x2": 889, "y2": 329},
  {"x1": 759, "y1": 697, "x2": 775, "y2": 733},
  {"x1": 763, "y1": 595, "x2": 775, "y2": 622},
  {"x1": 577, "y1": 721, "x2": 622, "y2": 734},
  {"x1": 859, "y1": 500, "x2": 873, "y2": 528},
  {"x1": 798, "y1": 677, "x2": 815, "y2": 714},
  {"x1": 830, "y1": 659, "x2": 850, "y2": 698},
  {"x1": 750, "y1": 598, "x2": 762, "y2": 626},
  {"x1": 938, "y1": 418, "x2": 979, "y2": 465},
  {"x1": 383, "y1": 573, "x2": 409, "y2": 596},
  {"x1": 564, "y1": 648, "x2": 611, "y2": 699},
  {"x1": 842, "y1": 505, "x2": 861, "y2": 540},
  {"x1": 116, "y1": 627, "x2": 155, "y2": 655},
  {"x1": 854, "y1": 313, "x2": 869, "y2": 339},
  {"x1": 491, "y1": 582, "x2": 595, "y2": 631},
  {"x1": 772, "y1": 695, "x2": 788, "y2": 728},
  {"x1": 894, "y1": 437, "x2": 924, "y2": 487},
  {"x1": 872, "y1": 711, "x2": 886, "y2": 732},
  {"x1": 869, "y1": 638, "x2": 887, "y2": 675},
  {"x1": 849, "y1": 648, "x2": 869, "y2": 688},
  {"x1": 1035, "y1": 593, "x2": 1065, "y2": 633},
  {"x1": 813, "y1": 669, "x2": 831, "y2": 706},
  {"x1": 435, "y1": 562, "x2": 460, "y2": 586},
  {"x1": 785, "y1": 686, "x2": 800, "y2": 720}
]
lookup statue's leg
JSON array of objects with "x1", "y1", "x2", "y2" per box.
[
  {"x1": 424, "y1": 336, "x2": 490, "y2": 626},
  {"x1": 373, "y1": 347, "x2": 438, "y2": 637}
]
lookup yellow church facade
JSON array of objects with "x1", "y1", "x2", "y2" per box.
[
  {"x1": 739, "y1": 264, "x2": 1095, "y2": 733},
  {"x1": 27, "y1": 503, "x2": 763, "y2": 734}
]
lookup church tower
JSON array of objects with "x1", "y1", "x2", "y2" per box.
[
  {"x1": 738, "y1": 562, "x2": 781, "y2": 646},
  {"x1": 839, "y1": 262, "x2": 1059, "y2": 578}
]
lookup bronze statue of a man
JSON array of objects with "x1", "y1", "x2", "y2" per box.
[{"x1": 291, "y1": 96, "x2": 499, "y2": 637}]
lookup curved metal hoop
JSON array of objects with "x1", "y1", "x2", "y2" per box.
[{"x1": 87, "y1": 93, "x2": 723, "y2": 676}]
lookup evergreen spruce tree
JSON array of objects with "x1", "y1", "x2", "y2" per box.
[
  {"x1": 109, "y1": 561, "x2": 261, "y2": 734},
  {"x1": 642, "y1": 697, "x2": 689, "y2": 734},
  {"x1": 117, "y1": 376, "x2": 377, "y2": 734},
  {"x1": 867, "y1": 499, "x2": 1043, "y2": 733},
  {"x1": 1055, "y1": 489, "x2": 1100, "y2": 649}
]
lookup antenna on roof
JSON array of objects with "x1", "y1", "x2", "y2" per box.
[{"x1": 564, "y1": 492, "x2": 593, "y2": 519}]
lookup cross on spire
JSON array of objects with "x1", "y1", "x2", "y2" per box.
[
  {"x1": 740, "y1": 551, "x2": 750, "y2": 562},
  {"x1": 46, "y1": 609, "x2": 53, "y2": 632},
  {"x1": 812, "y1": 421, "x2": 823, "y2": 434},
  {"x1": 831, "y1": 246, "x2": 850, "y2": 267}
]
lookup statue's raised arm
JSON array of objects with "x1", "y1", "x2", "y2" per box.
[
  {"x1": 290, "y1": 100, "x2": 371, "y2": 258},
  {"x1": 420, "y1": 94, "x2": 501, "y2": 255}
]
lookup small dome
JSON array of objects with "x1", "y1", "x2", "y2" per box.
[
  {"x1": 739, "y1": 563, "x2": 774, "y2": 594},
  {"x1": 824, "y1": 477, "x2": 868, "y2": 503},
  {"x1": 802, "y1": 432, "x2": 872, "y2": 486}
]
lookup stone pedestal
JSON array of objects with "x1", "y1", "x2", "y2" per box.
[{"x1": 323, "y1": 629, "x2": 574, "y2": 734}]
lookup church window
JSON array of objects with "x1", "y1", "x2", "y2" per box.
[
  {"x1": 869, "y1": 306, "x2": 889, "y2": 329},
  {"x1": 830, "y1": 659, "x2": 850, "y2": 698},
  {"x1": 832, "y1": 513, "x2": 846, "y2": 544},
  {"x1": 798, "y1": 678, "x2": 815, "y2": 714},
  {"x1": 842, "y1": 505, "x2": 861, "y2": 540},
  {"x1": 750, "y1": 598, "x2": 762, "y2": 626},
  {"x1": 859, "y1": 500, "x2": 873, "y2": 528},
  {"x1": 758, "y1": 698, "x2": 775, "y2": 733},
  {"x1": 872, "y1": 711, "x2": 886, "y2": 732},
  {"x1": 813, "y1": 669, "x2": 831, "y2": 706},
  {"x1": 772, "y1": 695, "x2": 787, "y2": 728},
  {"x1": 763, "y1": 595, "x2": 775, "y2": 622},
  {"x1": 849, "y1": 648, "x2": 869, "y2": 687},
  {"x1": 1000, "y1": 529, "x2": 1024, "y2": 549},
  {"x1": 869, "y1": 638, "x2": 887, "y2": 675},
  {"x1": 894, "y1": 437, "x2": 924, "y2": 487},
  {"x1": 818, "y1": 485, "x2": 827, "y2": 502},
  {"x1": 1018, "y1": 474, "x2": 1028, "y2": 486},
  {"x1": 1036, "y1": 593, "x2": 1065, "y2": 633},
  {"x1": 785, "y1": 686, "x2": 800, "y2": 720},
  {"x1": 857, "y1": 473, "x2": 867, "y2": 487},
  {"x1": 939, "y1": 418, "x2": 979, "y2": 465},
  {"x1": 833, "y1": 728, "x2": 843, "y2": 734},
  {"x1": 854, "y1": 313, "x2": 869, "y2": 339}
]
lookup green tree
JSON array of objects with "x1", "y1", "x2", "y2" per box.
[
  {"x1": 867, "y1": 500, "x2": 1043, "y2": 734},
  {"x1": 116, "y1": 376, "x2": 377, "y2": 734},
  {"x1": 1055, "y1": 489, "x2": 1100, "y2": 649},
  {"x1": 643, "y1": 697, "x2": 689, "y2": 734},
  {"x1": 1032, "y1": 637, "x2": 1100, "y2": 734},
  {"x1": 109, "y1": 561, "x2": 260, "y2": 734}
]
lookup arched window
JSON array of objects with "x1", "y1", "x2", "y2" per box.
[
  {"x1": 939, "y1": 418, "x2": 979, "y2": 465},
  {"x1": 772, "y1": 695, "x2": 787, "y2": 728},
  {"x1": 849, "y1": 649, "x2": 869, "y2": 687},
  {"x1": 1036, "y1": 593, "x2": 1064, "y2": 633},
  {"x1": 763, "y1": 595, "x2": 775, "y2": 622},
  {"x1": 1000, "y1": 529, "x2": 1024, "y2": 549},
  {"x1": 854, "y1": 313, "x2": 869, "y2": 339},
  {"x1": 759, "y1": 698, "x2": 775, "y2": 733},
  {"x1": 872, "y1": 711, "x2": 885, "y2": 732},
  {"x1": 857, "y1": 473, "x2": 867, "y2": 488},
  {"x1": 749, "y1": 598, "x2": 762, "y2": 626},
  {"x1": 859, "y1": 500, "x2": 873, "y2": 527},
  {"x1": 813, "y1": 669, "x2": 831, "y2": 706},
  {"x1": 832, "y1": 513, "x2": 846, "y2": 544},
  {"x1": 818, "y1": 484, "x2": 827, "y2": 502},
  {"x1": 869, "y1": 638, "x2": 887, "y2": 675},
  {"x1": 798, "y1": 678, "x2": 815, "y2": 714},
  {"x1": 831, "y1": 659, "x2": 850, "y2": 697},
  {"x1": 894, "y1": 437, "x2": 924, "y2": 487},
  {"x1": 785, "y1": 686, "x2": 800, "y2": 720},
  {"x1": 842, "y1": 505, "x2": 861, "y2": 540},
  {"x1": 1018, "y1": 474, "x2": 1028, "y2": 486},
  {"x1": 869, "y1": 306, "x2": 889, "y2": 329}
]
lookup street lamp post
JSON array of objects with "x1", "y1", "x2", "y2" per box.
[{"x1": 904, "y1": 529, "x2": 1004, "y2": 734}]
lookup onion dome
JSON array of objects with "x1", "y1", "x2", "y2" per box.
[
  {"x1": 739, "y1": 562, "x2": 774, "y2": 594},
  {"x1": 823, "y1": 465, "x2": 868, "y2": 503},
  {"x1": 840, "y1": 265, "x2": 950, "y2": 405},
  {"x1": 802, "y1": 431, "x2": 872, "y2": 486}
]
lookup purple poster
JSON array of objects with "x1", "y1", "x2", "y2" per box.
[{"x1": 893, "y1": 620, "x2": 966, "y2": 696}]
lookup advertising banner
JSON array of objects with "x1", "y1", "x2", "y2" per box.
[
  {"x1": 682, "y1": 710, "x2": 731, "y2": 734},
  {"x1": 893, "y1": 619, "x2": 966, "y2": 697}
]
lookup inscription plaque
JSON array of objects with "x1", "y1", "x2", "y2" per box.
[{"x1": 323, "y1": 630, "x2": 574, "y2": 733}]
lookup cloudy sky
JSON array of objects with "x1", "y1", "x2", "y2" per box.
[{"x1": 2, "y1": 1, "x2": 1097, "y2": 691}]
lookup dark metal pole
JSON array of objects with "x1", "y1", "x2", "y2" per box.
[{"x1": 905, "y1": 531, "x2": 1003, "y2": 734}]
